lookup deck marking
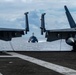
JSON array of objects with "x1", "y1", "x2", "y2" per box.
[
  {"x1": 7, "y1": 52, "x2": 76, "y2": 75},
  {"x1": 0, "y1": 56, "x2": 16, "y2": 57},
  {"x1": 0, "y1": 73, "x2": 3, "y2": 75}
]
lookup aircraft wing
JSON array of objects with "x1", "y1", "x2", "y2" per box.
[
  {"x1": 45, "y1": 28, "x2": 76, "y2": 41},
  {"x1": 0, "y1": 28, "x2": 25, "y2": 41},
  {"x1": 0, "y1": 28, "x2": 25, "y2": 31},
  {"x1": 0, "y1": 12, "x2": 29, "y2": 41}
]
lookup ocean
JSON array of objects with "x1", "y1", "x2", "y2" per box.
[{"x1": 0, "y1": 38, "x2": 72, "y2": 51}]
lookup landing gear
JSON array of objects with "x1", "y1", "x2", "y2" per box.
[{"x1": 72, "y1": 45, "x2": 76, "y2": 52}]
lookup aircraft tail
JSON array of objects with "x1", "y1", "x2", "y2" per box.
[
  {"x1": 24, "y1": 12, "x2": 29, "y2": 34},
  {"x1": 40, "y1": 13, "x2": 46, "y2": 35},
  {"x1": 64, "y1": 5, "x2": 76, "y2": 28}
]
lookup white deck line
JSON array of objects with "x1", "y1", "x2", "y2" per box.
[
  {"x1": 0, "y1": 73, "x2": 3, "y2": 75},
  {"x1": 0, "y1": 56, "x2": 16, "y2": 57},
  {"x1": 7, "y1": 52, "x2": 76, "y2": 75}
]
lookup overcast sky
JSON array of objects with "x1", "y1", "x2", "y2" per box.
[{"x1": 0, "y1": 0, "x2": 76, "y2": 39}]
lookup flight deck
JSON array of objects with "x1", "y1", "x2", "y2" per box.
[{"x1": 0, "y1": 51, "x2": 76, "y2": 75}]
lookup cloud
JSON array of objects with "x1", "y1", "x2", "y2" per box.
[
  {"x1": 0, "y1": 0, "x2": 76, "y2": 39},
  {"x1": 0, "y1": 0, "x2": 33, "y2": 3},
  {"x1": 0, "y1": 17, "x2": 24, "y2": 29},
  {"x1": 0, "y1": 0, "x2": 14, "y2": 3},
  {"x1": 29, "y1": 11, "x2": 40, "y2": 27}
]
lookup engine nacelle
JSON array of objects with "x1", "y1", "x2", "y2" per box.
[{"x1": 66, "y1": 37, "x2": 75, "y2": 46}]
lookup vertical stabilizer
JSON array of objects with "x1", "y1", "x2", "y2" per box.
[
  {"x1": 24, "y1": 12, "x2": 29, "y2": 34},
  {"x1": 64, "y1": 5, "x2": 76, "y2": 28}
]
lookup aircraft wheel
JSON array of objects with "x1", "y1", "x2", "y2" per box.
[{"x1": 72, "y1": 45, "x2": 76, "y2": 52}]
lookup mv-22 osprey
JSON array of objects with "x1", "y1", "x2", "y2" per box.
[
  {"x1": 0, "y1": 12, "x2": 29, "y2": 41},
  {"x1": 40, "y1": 5, "x2": 76, "y2": 51}
]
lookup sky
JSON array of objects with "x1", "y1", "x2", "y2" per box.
[{"x1": 0, "y1": 0, "x2": 76, "y2": 40}]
